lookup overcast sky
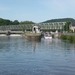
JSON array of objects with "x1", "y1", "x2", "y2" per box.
[{"x1": 0, "y1": 0, "x2": 75, "y2": 23}]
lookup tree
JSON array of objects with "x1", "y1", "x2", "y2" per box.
[
  {"x1": 13, "y1": 20, "x2": 19, "y2": 25},
  {"x1": 22, "y1": 27, "x2": 26, "y2": 32},
  {"x1": 20, "y1": 21, "x2": 35, "y2": 24},
  {"x1": 0, "y1": 18, "x2": 14, "y2": 25},
  {"x1": 63, "y1": 22, "x2": 71, "y2": 32},
  {"x1": 0, "y1": 18, "x2": 3, "y2": 25}
]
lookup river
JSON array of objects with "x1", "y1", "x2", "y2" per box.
[{"x1": 0, "y1": 35, "x2": 75, "y2": 75}]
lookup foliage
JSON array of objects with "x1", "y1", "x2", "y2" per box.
[
  {"x1": 0, "y1": 18, "x2": 19, "y2": 26},
  {"x1": 0, "y1": 18, "x2": 35, "y2": 26},
  {"x1": 43, "y1": 18, "x2": 75, "y2": 23},
  {"x1": 61, "y1": 34, "x2": 75, "y2": 43},
  {"x1": 20, "y1": 21, "x2": 35, "y2": 24},
  {"x1": 68, "y1": 29, "x2": 73, "y2": 33},
  {"x1": 22, "y1": 27, "x2": 25, "y2": 32},
  {"x1": 63, "y1": 22, "x2": 71, "y2": 31},
  {"x1": 13, "y1": 20, "x2": 19, "y2": 25},
  {"x1": 61, "y1": 35, "x2": 67, "y2": 40}
]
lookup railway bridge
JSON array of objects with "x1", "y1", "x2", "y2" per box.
[{"x1": 0, "y1": 22, "x2": 66, "y2": 33}]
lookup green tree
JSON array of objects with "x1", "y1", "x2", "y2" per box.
[
  {"x1": 13, "y1": 20, "x2": 19, "y2": 25},
  {"x1": 0, "y1": 18, "x2": 3, "y2": 25},
  {"x1": 0, "y1": 18, "x2": 14, "y2": 25},
  {"x1": 22, "y1": 27, "x2": 26, "y2": 32},
  {"x1": 20, "y1": 21, "x2": 35, "y2": 24},
  {"x1": 63, "y1": 22, "x2": 71, "y2": 32}
]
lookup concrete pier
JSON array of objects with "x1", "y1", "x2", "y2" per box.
[{"x1": 23, "y1": 32, "x2": 41, "y2": 41}]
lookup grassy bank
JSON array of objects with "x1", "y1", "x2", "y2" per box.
[{"x1": 61, "y1": 34, "x2": 75, "y2": 43}]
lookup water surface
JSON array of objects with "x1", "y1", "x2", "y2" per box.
[{"x1": 0, "y1": 36, "x2": 75, "y2": 75}]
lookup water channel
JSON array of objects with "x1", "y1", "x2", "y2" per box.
[{"x1": 0, "y1": 35, "x2": 75, "y2": 75}]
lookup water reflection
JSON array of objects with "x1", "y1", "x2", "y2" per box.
[
  {"x1": 44, "y1": 39, "x2": 52, "y2": 45},
  {"x1": 0, "y1": 36, "x2": 75, "y2": 75},
  {"x1": 0, "y1": 36, "x2": 23, "y2": 53},
  {"x1": 32, "y1": 41, "x2": 37, "y2": 52},
  {"x1": 30, "y1": 40, "x2": 41, "y2": 52}
]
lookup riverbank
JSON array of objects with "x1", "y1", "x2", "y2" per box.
[{"x1": 61, "y1": 33, "x2": 75, "y2": 43}]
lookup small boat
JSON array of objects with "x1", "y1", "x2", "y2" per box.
[
  {"x1": 54, "y1": 30, "x2": 59, "y2": 38},
  {"x1": 44, "y1": 32, "x2": 52, "y2": 39}
]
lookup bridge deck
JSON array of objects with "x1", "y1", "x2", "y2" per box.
[{"x1": 0, "y1": 31, "x2": 24, "y2": 34}]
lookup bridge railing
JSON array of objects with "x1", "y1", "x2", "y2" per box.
[{"x1": 0, "y1": 23, "x2": 65, "y2": 31}]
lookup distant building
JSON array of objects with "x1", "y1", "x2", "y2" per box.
[{"x1": 70, "y1": 23, "x2": 75, "y2": 32}]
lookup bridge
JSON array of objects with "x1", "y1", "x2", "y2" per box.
[
  {"x1": 0, "y1": 31, "x2": 24, "y2": 34},
  {"x1": 0, "y1": 22, "x2": 66, "y2": 32}
]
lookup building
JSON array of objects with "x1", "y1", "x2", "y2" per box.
[{"x1": 70, "y1": 23, "x2": 75, "y2": 32}]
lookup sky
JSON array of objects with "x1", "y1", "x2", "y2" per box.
[{"x1": 0, "y1": 0, "x2": 75, "y2": 23}]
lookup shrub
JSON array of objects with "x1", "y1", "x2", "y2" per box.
[{"x1": 61, "y1": 34, "x2": 75, "y2": 43}]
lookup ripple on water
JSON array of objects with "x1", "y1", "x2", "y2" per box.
[{"x1": 0, "y1": 37, "x2": 75, "y2": 75}]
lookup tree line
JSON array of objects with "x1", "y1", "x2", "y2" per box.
[
  {"x1": 0, "y1": 18, "x2": 35, "y2": 26},
  {"x1": 43, "y1": 18, "x2": 75, "y2": 23}
]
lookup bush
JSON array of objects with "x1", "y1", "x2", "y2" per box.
[
  {"x1": 61, "y1": 35, "x2": 67, "y2": 40},
  {"x1": 61, "y1": 34, "x2": 75, "y2": 43}
]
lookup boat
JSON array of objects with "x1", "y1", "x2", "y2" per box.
[
  {"x1": 44, "y1": 32, "x2": 52, "y2": 39},
  {"x1": 54, "y1": 30, "x2": 59, "y2": 38}
]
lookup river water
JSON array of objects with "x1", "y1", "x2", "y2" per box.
[{"x1": 0, "y1": 35, "x2": 75, "y2": 75}]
